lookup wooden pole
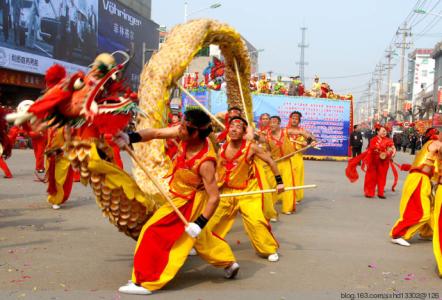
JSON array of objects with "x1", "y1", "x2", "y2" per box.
[
  {"x1": 123, "y1": 145, "x2": 189, "y2": 226},
  {"x1": 275, "y1": 144, "x2": 315, "y2": 162},
  {"x1": 220, "y1": 184, "x2": 317, "y2": 198},
  {"x1": 233, "y1": 58, "x2": 250, "y2": 125},
  {"x1": 176, "y1": 82, "x2": 225, "y2": 129}
]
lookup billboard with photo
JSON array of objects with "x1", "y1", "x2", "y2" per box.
[
  {"x1": 0, "y1": 0, "x2": 98, "y2": 74},
  {"x1": 98, "y1": 0, "x2": 159, "y2": 91},
  {"x1": 0, "y1": 0, "x2": 159, "y2": 91}
]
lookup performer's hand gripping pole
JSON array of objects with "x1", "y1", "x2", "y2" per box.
[
  {"x1": 123, "y1": 145, "x2": 189, "y2": 226},
  {"x1": 220, "y1": 184, "x2": 317, "y2": 198}
]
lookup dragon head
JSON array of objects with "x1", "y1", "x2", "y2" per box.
[{"x1": 7, "y1": 52, "x2": 141, "y2": 136}]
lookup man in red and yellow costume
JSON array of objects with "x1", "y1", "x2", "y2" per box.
[
  {"x1": 116, "y1": 109, "x2": 239, "y2": 295},
  {"x1": 286, "y1": 111, "x2": 317, "y2": 203},
  {"x1": 433, "y1": 148, "x2": 442, "y2": 277},
  {"x1": 0, "y1": 107, "x2": 12, "y2": 178},
  {"x1": 200, "y1": 116, "x2": 284, "y2": 262},
  {"x1": 258, "y1": 74, "x2": 270, "y2": 94},
  {"x1": 165, "y1": 112, "x2": 181, "y2": 160},
  {"x1": 390, "y1": 128, "x2": 440, "y2": 247},
  {"x1": 9, "y1": 100, "x2": 48, "y2": 179},
  {"x1": 216, "y1": 106, "x2": 242, "y2": 143},
  {"x1": 45, "y1": 126, "x2": 74, "y2": 210},
  {"x1": 267, "y1": 116, "x2": 297, "y2": 214}
]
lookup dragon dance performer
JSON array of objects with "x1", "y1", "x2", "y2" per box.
[
  {"x1": 0, "y1": 107, "x2": 12, "y2": 178},
  {"x1": 433, "y1": 150, "x2": 442, "y2": 277},
  {"x1": 216, "y1": 106, "x2": 242, "y2": 143},
  {"x1": 45, "y1": 126, "x2": 74, "y2": 210},
  {"x1": 346, "y1": 124, "x2": 397, "y2": 199},
  {"x1": 9, "y1": 100, "x2": 48, "y2": 179},
  {"x1": 390, "y1": 128, "x2": 441, "y2": 247},
  {"x1": 116, "y1": 109, "x2": 239, "y2": 295},
  {"x1": 286, "y1": 111, "x2": 317, "y2": 203},
  {"x1": 266, "y1": 116, "x2": 297, "y2": 214},
  {"x1": 165, "y1": 112, "x2": 181, "y2": 160},
  {"x1": 254, "y1": 112, "x2": 278, "y2": 221},
  {"x1": 258, "y1": 113, "x2": 270, "y2": 133},
  {"x1": 199, "y1": 116, "x2": 283, "y2": 262}
]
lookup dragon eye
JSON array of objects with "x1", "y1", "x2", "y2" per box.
[{"x1": 73, "y1": 78, "x2": 85, "y2": 90}]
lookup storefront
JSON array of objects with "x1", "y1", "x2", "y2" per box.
[{"x1": 0, "y1": 68, "x2": 45, "y2": 110}]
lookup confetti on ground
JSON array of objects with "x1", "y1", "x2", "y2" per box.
[
  {"x1": 368, "y1": 264, "x2": 377, "y2": 269},
  {"x1": 404, "y1": 273, "x2": 415, "y2": 280},
  {"x1": 236, "y1": 240, "x2": 241, "y2": 245}
]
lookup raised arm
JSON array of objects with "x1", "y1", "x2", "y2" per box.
[
  {"x1": 114, "y1": 126, "x2": 180, "y2": 148},
  {"x1": 249, "y1": 143, "x2": 284, "y2": 193}
]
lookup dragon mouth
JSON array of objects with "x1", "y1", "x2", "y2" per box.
[{"x1": 83, "y1": 65, "x2": 135, "y2": 117}]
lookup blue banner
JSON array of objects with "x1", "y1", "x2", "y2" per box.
[
  {"x1": 181, "y1": 89, "x2": 210, "y2": 109},
  {"x1": 185, "y1": 90, "x2": 351, "y2": 158}
]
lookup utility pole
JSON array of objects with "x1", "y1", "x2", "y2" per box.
[
  {"x1": 296, "y1": 26, "x2": 309, "y2": 83},
  {"x1": 384, "y1": 47, "x2": 394, "y2": 115},
  {"x1": 374, "y1": 64, "x2": 384, "y2": 121},
  {"x1": 367, "y1": 81, "x2": 373, "y2": 127},
  {"x1": 395, "y1": 22, "x2": 412, "y2": 115}
]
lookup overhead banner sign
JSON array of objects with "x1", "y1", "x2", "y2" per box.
[{"x1": 186, "y1": 91, "x2": 352, "y2": 159}]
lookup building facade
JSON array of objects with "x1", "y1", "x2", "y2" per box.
[
  {"x1": 118, "y1": 0, "x2": 152, "y2": 20},
  {"x1": 407, "y1": 49, "x2": 435, "y2": 109}
]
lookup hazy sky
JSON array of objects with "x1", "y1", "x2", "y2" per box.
[{"x1": 152, "y1": 0, "x2": 442, "y2": 100}]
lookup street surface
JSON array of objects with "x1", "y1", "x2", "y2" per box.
[{"x1": 0, "y1": 149, "x2": 441, "y2": 300}]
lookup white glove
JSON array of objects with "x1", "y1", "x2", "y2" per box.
[
  {"x1": 114, "y1": 131, "x2": 130, "y2": 149},
  {"x1": 185, "y1": 222, "x2": 202, "y2": 238}
]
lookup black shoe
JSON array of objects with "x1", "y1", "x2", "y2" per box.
[
  {"x1": 364, "y1": 195, "x2": 373, "y2": 198},
  {"x1": 378, "y1": 195, "x2": 386, "y2": 199}
]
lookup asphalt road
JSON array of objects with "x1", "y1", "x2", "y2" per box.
[{"x1": 0, "y1": 149, "x2": 441, "y2": 300}]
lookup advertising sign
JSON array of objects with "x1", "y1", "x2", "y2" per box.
[
  {"x1": 98, "y1": 0, "x2": 159, "y2": 91},
  {"x1": 186, "y1": 90, "x2": 352, "y2": 159},
  {"x1": 0, "y1": 0, "x2": 98, "y2": 74},
  {"x1": 181, "y1": 89, "x2": 210, "y2": 109}
]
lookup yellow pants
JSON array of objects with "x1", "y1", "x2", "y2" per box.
[
  {"x1": 390, "y1": 173, "x2": 433, "y2": 240},
  {"x1": 131, "y1": 191, "x2": 235, "y2": 291},
  {"x1": 202, "y1": 178, "x2": 279, "y2": 256},
  {"x1": 291, "y1": 153, "x2": 304, "y2": 202},
  {"x1": 276, "y1": 159, "x2": 296, "y2": 213},
  {"x1": 46, "y1": 156, "x2": 73, "y2": 205},
  {"x1": 254, "y1": 158, "x2": 278, "y2": 220},
  {"x1": 433, "y1": 185, "x2": 442, "y2": 277}
]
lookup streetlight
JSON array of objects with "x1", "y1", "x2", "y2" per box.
[
  {"x1": 414, "y1": 8, "x2": 442, "y2": 18},
  {"x1": 184, "y1": 1, "x2": 222, "y2": 22},
  {"x1": 249, "y1": 48, "x2": 264, "y2": 54}
]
